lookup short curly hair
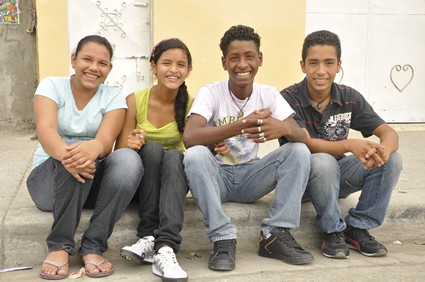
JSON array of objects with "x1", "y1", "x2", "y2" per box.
[
  {"x1": 219, "y1": 25, "x2": 261, "y2": 57},
  {"x1": 302, "y1": 30, "x2": 341, "y2": 62}
]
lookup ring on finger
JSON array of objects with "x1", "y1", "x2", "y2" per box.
[
  {"x1": 257, "y1": 119, "x2": 263, "y2": 125},
  {"x1": 262, "y1": 137, "x2": 267, "y2": 142},
  {"x1": 257, "y1": 126, "x2": 262, "y2": 133},
  {"x1": 259, "y1": 132, "x2": 265, "y2": 138}
]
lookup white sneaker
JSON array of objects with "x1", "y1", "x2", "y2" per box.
[
  {"x1": 120, "y1": 236, "x2": 155, "y2": 264},
  {"x1": 152, "y1": 246, "x2": 188, "y2": 282}
]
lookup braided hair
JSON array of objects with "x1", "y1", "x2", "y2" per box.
[{"x1": 150, "y1": 38, "x2": 192, "y2": 133}]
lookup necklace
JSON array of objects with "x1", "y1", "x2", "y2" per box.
[
  {"x1": 228, "y1": 85, "x2": 251, "y2": 118},
  {"x1": 314, "y1": 95, "x2": 330, "y2": 110}
]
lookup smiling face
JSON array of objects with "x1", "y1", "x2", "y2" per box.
[
  {"x1": 151, "y1": 48, "x2": 191, "y2": 90},
  {"x1": 301, "y1": 44, "x2": 341, "y2": 97},
  {"x1": 222, "y1": 40, "x2": 262, "y2": 95},
  {"x1": 71, "y1": 41, "x2": 112, "y2": 91}
]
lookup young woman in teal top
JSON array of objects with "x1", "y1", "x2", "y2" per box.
[{"x1": 27, "y1": 35, "x2": 142, "y2": 279}]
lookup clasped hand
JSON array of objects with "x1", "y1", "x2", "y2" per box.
[
  {"x1": 61, "y1": 141, "x2": 99, "y2": 183},
  {"x1": 350, "y1": 139, "x2": 387, "y2": 169},
  {"x1": 240, "y1": 108, "x2": 279, "y2": 143}
]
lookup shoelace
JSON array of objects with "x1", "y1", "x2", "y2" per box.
[
  {"x1": 157, "y1": 252, "x2": 179, "y2": 269},
  {"x1": 355, "y1": 229, "x2": 376, "y2": 242},
  {"x1": 331, "y1": 232, "x2": 345, "y2": 243},
  {"x1": 216, "y1": 241, "x2": 234, "y2": 254},
  {"x1": 274, "y1": 228, "x2": 303, "y2": 248}
]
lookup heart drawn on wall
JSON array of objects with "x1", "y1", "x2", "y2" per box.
[{"x1": 390, "y1": 64, "x2": 414, "y2": 92}]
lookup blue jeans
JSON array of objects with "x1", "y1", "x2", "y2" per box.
[
  {"x1": 183, "y1": 143, "x2": 311, "y2": 243},
  {"x1": 305, "y1": 152, "x2": 403, "y2": 233},
  {"x1": 27, "y1": 148, "x2": 142, "y2": 256},
  {"x1": 135, "y1": 142, "x2": 188, "y2": 253}
]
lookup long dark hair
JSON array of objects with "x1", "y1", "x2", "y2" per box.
[{"x1": 150, "y1": 38, "x2": 192, "y2": 133}]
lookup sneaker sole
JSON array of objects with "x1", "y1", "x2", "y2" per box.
[
  {"x1": 208, "y1": 262, "x2": 235, "y2": 271},
  {"x1": 258, "y1": 249, "x2": 314, "y2": 265},
  {"x1": 152, "y1": 265, "x2": 188, "y2": 282},
  {"x1": 322, "y1": 250, "x2": 350, "y2": 259},
  {"x1": 120, "y1": 249, "x2": 153, "y2": 264},
  {"x1": 346, "y1": 242, "x2": 387, "y2": 257}
]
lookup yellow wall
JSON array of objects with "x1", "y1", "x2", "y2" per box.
[
  {"x1": 36, "y1": 0, "x2": 69, "y2": 79},
  {"x1": 36, "y1": 0, "x2": 306, "y2": 90},
  {"x1": 153, "y1": 0, "x2": 306, "y2": 94}
]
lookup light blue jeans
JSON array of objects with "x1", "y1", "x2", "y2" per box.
[
  {"x1": 305, "y1": 152, "x2": 403, "y2": 233},
  {"x1": 183, "y1": 143, "x2": 311, "y2": 243}
]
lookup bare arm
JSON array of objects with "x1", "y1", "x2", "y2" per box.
[
  {"x1": 61, "y1": 108, "x2": 126, "y2": 167},
  {"x1": 115, "y1": 93, "x2": 139, "y2": 149},
  {"x1": 183, "y1": 114, "x2": 245, "y2": 148},
  {"x1": 34, "y1": 95, "x2": 69, "y2": 160},
  {"x1": 183, "y1": 109, "x2": 271, "y2": 148}
]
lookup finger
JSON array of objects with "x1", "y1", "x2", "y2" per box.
[
  {"x1": 79, "y1": 172, "x2": 94, "y2": 179},
  {"x1": 76, "y1": 159, "x2": 94, "y2": 169},
  {"x1": 365, "y1": 147, "x2": 377, "y2": 160},
  {"x1": 72, "y1": 173, "x2": 85, "y2": 183}
]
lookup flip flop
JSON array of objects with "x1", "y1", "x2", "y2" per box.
[
  {"x1": 39, "y1": 260, "x2": 69, "y2": 280},
  {"x1": 83, "y1": 259, "x2": 114, "y2": 278}
]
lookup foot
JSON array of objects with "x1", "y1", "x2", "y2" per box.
[
  {"x1": 120, "y1": 236, "x2": 155, "y2": 264},
  {"x1": 39, "y1": 250, "x2": 69, "y2": 280},
  {"x1": 322, "y1": 232, "x2": 350, "y2": 259},
  {"x1": 344, "y1": 226, "x2": 388, "y2": 257},
  {"x1": 152, "y1": 246, "x2": 188, "y2": 282},
  {"x1": 258, "y1": 228, "x2": 314, "y2": 265},
  {"x1": 82, "y1": 254, "x2": 114, "y2": 278},
  {"x1": 208, "y1": 239, "x2": 236, "y2": 271}
]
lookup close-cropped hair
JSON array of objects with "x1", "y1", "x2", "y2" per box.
[
  {"x1": 219, "y1": 25, "x2": 261, "y2": 57},
  {"x1": 150, "y1": 38, "x2": 192, "y2": 134},
  {"x1": 302, "y1": 30, "x2": 341, "y2": 62},
  {"x1": 75, "y1": 35, "x2": 114, "y2": 60}
]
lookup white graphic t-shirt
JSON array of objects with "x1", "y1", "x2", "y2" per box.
[{"x1": 188, "y1": 80, "x2": 294, "y2": 165}]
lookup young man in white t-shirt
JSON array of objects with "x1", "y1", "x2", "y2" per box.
[{"x1": 183, "y1": 25, "x2": 314, "y2": 271}]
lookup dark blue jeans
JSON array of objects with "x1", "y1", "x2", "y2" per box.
[
  {"x1": 27, "y1": 148, "x2": 142, "y2": 256},
  {"x1": 135, "y1": 142, "x2": 188, "y2": 253}
]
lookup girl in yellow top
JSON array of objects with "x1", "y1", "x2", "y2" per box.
[{"x1": 115, "y1": 38, "x2": 192, "y2": 281}]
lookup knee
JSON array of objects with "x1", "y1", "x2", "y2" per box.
[
  {"x1": 279, "y1": 142, "x2": 311, "y2": 165},
  {"x1": 164, "y1": 149, "x2": 184, "y2": 163},
  {"x1": 183, "y1": 145, "x2": 211, "y2": 165},
  {"x1": 310, "y1": 153, "x2": 339, "y2": 180},
  {"x1": 111, "y1": 148, "x2": 143, "y2": 177},
  {"x1": 140, "y1": 142, "x2": 165, "y2": 160},
  {"x1": 386, "y1": 151, "x2": 403, "y2": 173}
]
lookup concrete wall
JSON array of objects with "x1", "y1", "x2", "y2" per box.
[{"x1": 0, "y1": 0, "x2": 37, "y2": 129}]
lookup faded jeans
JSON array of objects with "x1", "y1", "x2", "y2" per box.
[
  {"x1": 304, "y1": 152, "x2": 403, "y2": 233},
  {"x1": 135, "y1": 142, "x2": 188, "y2": 253},
  {"x1": 27, "y1": 148, "x2": 142, "y2": 255},
  {"x1": 183, "y1": 143, "x2": 311, "y2": 243}
]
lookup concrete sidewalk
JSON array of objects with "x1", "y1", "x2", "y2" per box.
[{"x1": 1, "y1": 125, "x2": 425, "y2": 281}]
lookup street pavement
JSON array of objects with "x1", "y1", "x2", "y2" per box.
[{"x1": 0, "y1": 124, "x2": 424, "y2": 281}]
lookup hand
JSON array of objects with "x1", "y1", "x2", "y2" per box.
[
  {"x1": 61, "y1": 141, "x2": 99, "y2": 169},
  {"x1": 127, "y1": 129, "x2": 145, "y2": 151},
  {"x1": 65, "y1": 161, "x2": 96, "y2": 183},
  {"x1": 240, "y1": 115, "x2": 286, "y2": 143},
  {"x1": 214, "y1": 140, "x2": 230, "y2": 156},
  {"x1": 349, "y1": 139, "x2": 385, "y2": 169}
]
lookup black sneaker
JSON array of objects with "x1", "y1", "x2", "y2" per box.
[
  {"x1": 344, "y1": 226, "x2": 387, "y2": 257},
  {"x1": 208, "y1": 239, "x2": 236, "y2": 271},
  {"x1": 258, "y1": 228, "x2": 314, "y2": 265},
  {"x1": 322, "y1": 232, "x2": 350, "y2": 259}
]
